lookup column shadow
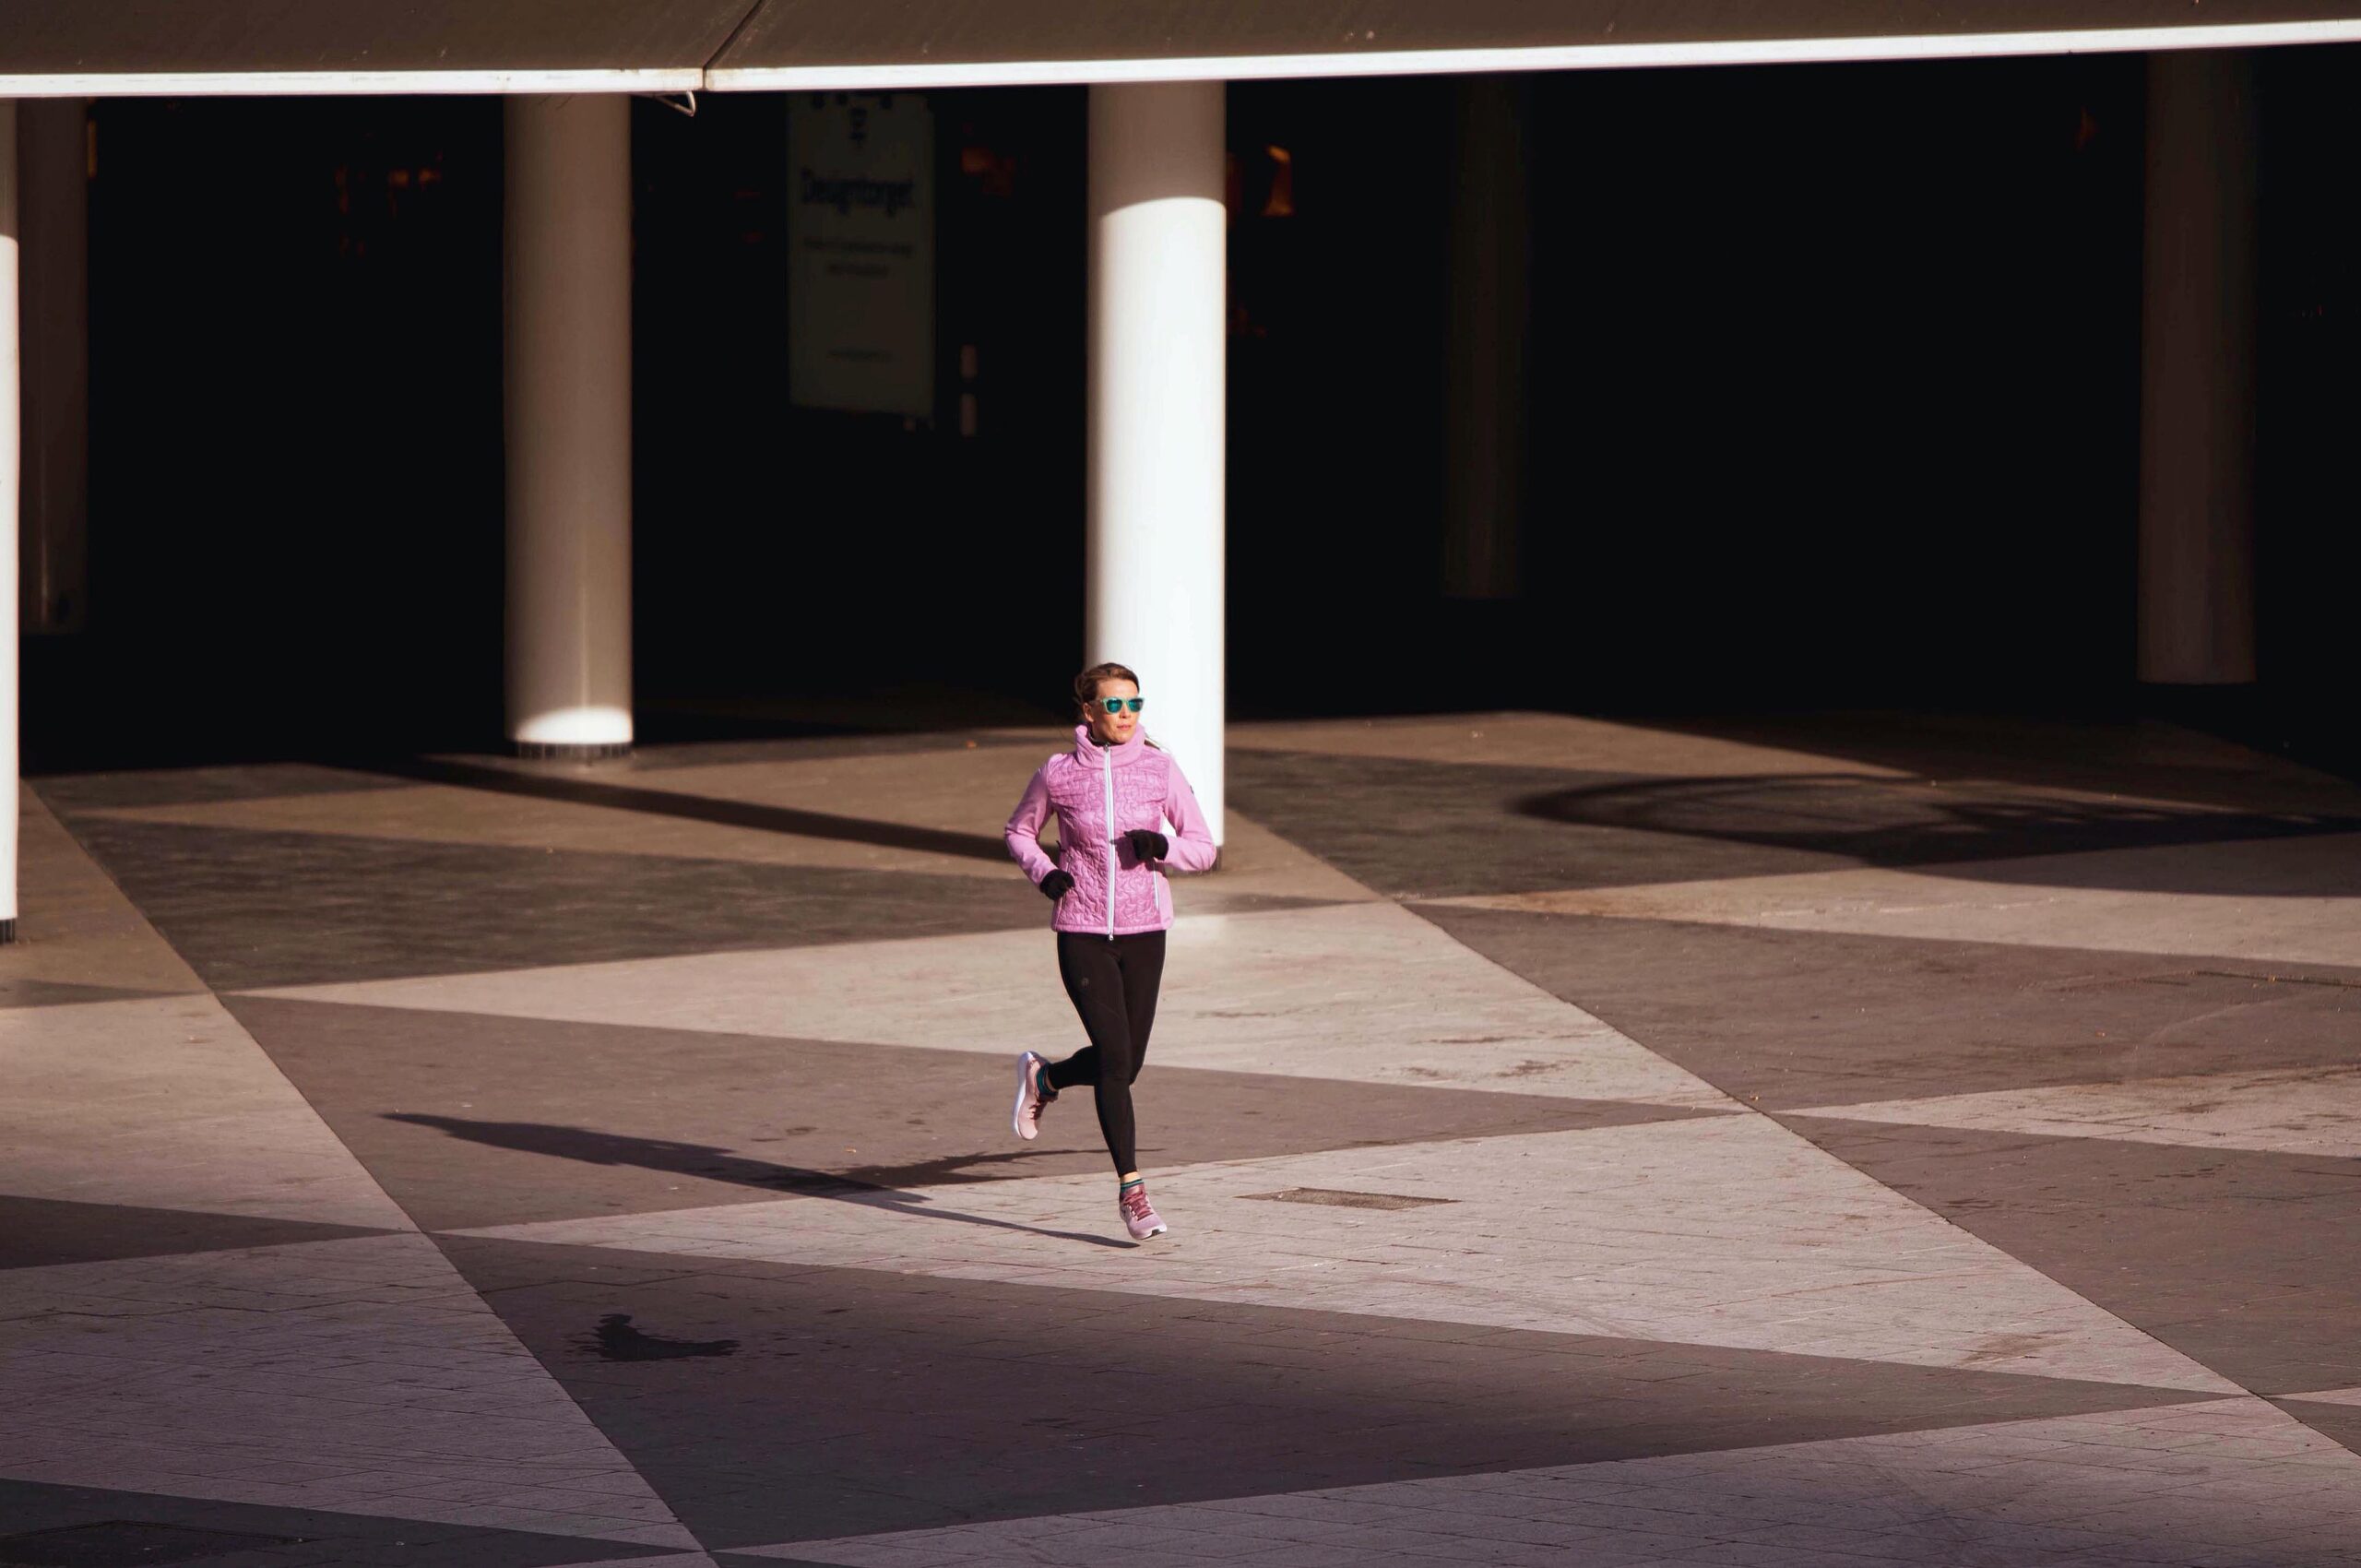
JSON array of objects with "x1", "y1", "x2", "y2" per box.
[
  {"x1": 347, "y1": 754, "x2": 1015, "y2": 863},
  {"x1": 1513, "y1": 770, "x2": 2361, "y2": 893}
]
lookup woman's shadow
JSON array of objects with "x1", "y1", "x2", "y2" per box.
[{"x1": 385, "y1": 1112, "x2": 1133, "y2": 1248}]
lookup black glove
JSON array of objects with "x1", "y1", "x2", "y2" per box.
[
  {"x1": 1124, "y1": 829, "x2": 1170, "y2": 862},
  {"x1": 1038, "y1": 870, "x2": 1075, "y2": 901}
]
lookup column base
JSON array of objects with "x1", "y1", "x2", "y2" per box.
[
  {"x1": 514, "y1": 740, "x2": 633, "y2": 763},
  {"x1": 0, "y1": 919, "x2": 18, "y2": 945}
]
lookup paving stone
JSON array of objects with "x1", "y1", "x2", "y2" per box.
[
  {"x1": 37, "y1": 764, "x2": 410, "y2": 813},
  {"x1": 1414, "y1": 904, "x2": 2361, "y2": 1110},
  {"x1": 0, "y1": 1194, "x2": 391, "y2": 1272},
  {"x1": 751, "y1": 1397, "x2": 2361, "y2": 1566},
  {"x1": 1780, "y1": 1117, "x2": 2361, "y2": 1396},
  {"x1": 1789, "y1": 1063, "x2": 2361, "y2": 1158},
  {"x1": 55, "y1": 818, "x2": 1060, "y2": 991},
  {"x1": 434, "y1": 1236, "x2": 2208, "y2": 1550},
  {"x1": 221, "y1": 995, "x2": 1701, "y2": 1230},
  {"x1": 0, "y1": 1237, "x2": 693, "y2": 1549},
  {"x1": 9, "y1": 716, "x2": 2361, "y2": 1563},
  {"x1": 248, "y1": 902, "x2": 1725, "y2": 1110},
  {"x1": 4, "y1": 792, "x2": 208, "y2": 995},
  {"x1": 1229, "y1": 741, "x2": 2360, "y2": 903},
  {"x1": 0, "y1": 1476, "x2": 670, "y2": 1566},
  {"x1": 0, "y1": 993, "x2": 416, "y2": 1231},
  {"x1": 458, "y1": 1114, "x2": 2228, "y2": 1392},
  {"x1": 1433, "y1": 829, "x2": 2361, "y2": 970}
]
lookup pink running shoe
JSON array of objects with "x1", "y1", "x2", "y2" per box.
[
  {"x1": 1119, "y1": 1181, "x2": 1167, "y2": 1241},
  {"x1": 1012, "y1": 1051, "x2": 1056, "y2": 1141}
]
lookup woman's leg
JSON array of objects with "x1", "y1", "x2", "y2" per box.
[
  {"x1": 1112, "y1": 931, "x2": 1167, "y2": 1090},
  {"x1": 1049, "y1": 934, "x2": 1139, "y2": 1175}
]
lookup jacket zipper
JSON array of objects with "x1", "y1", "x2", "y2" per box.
[{"x1": 1101, "y1": 744, "x2": 1118, "y2": 938}]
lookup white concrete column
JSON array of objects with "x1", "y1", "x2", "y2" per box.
[
  {"x1": 18, "y1": 98, "x2": 86, "y2": 636},
  {"x1": 2138, "y1": 50, "x2": 2259, "y2": 685},
  {"x1": 0, "y1": 101, "x2": 21, "y2": 941},
  {"x1": 504, "y1": 94, "x2": 633, "y2": 757},
  {"x1": 1443, "y1": 76, "x2": 1531, "y2": 600},
  {"x1": 1086, "y1": 80, "x2": 1227, "y2": 845}
]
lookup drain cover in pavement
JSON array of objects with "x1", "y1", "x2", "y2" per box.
[
  {"x1": 1238, "y1": 1188, "x2": 1453, "y2": 1210},
  {"x1": 0, "y1": 1522, "x2": 303, "y2": 1566}
]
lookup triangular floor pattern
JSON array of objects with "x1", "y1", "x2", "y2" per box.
[
  {"x1": 457, "y1": 1115, "x2": 2233, "y2": 1394},
  {"x1": 744, "y1": 1396, "x2": 2361, "y2": 1567},
  {"x1": 18, "y1": 719, "x2": 2361, "y2": 1556},
  {"x1": 0, "y1": 1234, "x2": 694, "y2": 1550},
  {"x1": 434, "y1": 1234, "x2": 2213, "y2": 1551}
]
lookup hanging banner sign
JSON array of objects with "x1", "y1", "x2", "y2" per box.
[{"x1": 788, "y1": 93, "x2": 936, "y2": 419}]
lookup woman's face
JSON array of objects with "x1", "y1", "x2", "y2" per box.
[{"x1": 1082, "y1": 678, "x2": 1141, "y2": 746}]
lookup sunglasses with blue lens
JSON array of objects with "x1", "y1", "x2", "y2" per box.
[{"x1": 1097, "y1": 696, "x2": 1145, "y2": 714}]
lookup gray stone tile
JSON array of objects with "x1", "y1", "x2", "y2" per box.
[
  {"x1": 440, "y1": 731, "x2": 1049, "y2": 774},
  {"x1": 1417, "y1": 904, "x2": 2361, "y2": 1109},
  {"x1": 1230, "y1": 746, "x2": 2361, "y2": 902},
  {"x1": 2283, "y1": 1398, "x2": 2361, "y2": 1461},
  {"x1": 38, "y1": 763, "x2": 403, "y2": 812},
  {"x1": 0, "y1": 1477, "x2": 669, "y2": 1566},
  {"x1": 0, "y1": 1235, "x2": 688, "y2": 1546},
  {"x1": 0, "y1": 977, "x2": 176, "y2": 1011},
  {"x1": 60, "y1": 818, "x2": 1065, "y2": 990},
  {"x1": 0, "y1": 1194, "x2": 393, "y2": 1271},
  {"x1": 438, "y1": 1236, "x2": 2207, "y2": 1550},
  {"x1": 22, "y1": 714, "x2": 2361, "y2": 1568},
  {"x1": 1781, "y1": 1117, "x2": 2361, "y2": 1396},
  {"x1": 756, "y1": 1396, "x2": 2361, "y2": 1567},
  {"x1": 1623, "y1": 712, "x2": 2361, "y2": 822},
  {"x1": 0, "y1": 993, "x2": 416, "y2": 1231},
  {"x1": 1232, "y1": 750, "x2": 1833, "y2": 898},
  {"x1": 222, "y1": 996, "x2": 1708, "y2": 1230}
]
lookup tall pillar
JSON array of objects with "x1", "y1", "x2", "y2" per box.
[
  {"x1": 0, "y1": 102, "x2": 21, "y2": 942},
  {"x1": 1086, "y1": 81, "x2": 1226, "y2": 845},
  {"x1": 504, "y1": 94, "x2": 632, "y2": 758},
  {"x1": 18, "y1": 99, "x2": 86, "y2": 636},
  {"x1": 2138, "y1": 50, "x2": 2259, "y2": 685},
  {"x1": 1443, "y1": 76, "x2": 1531, "y2": 600}
]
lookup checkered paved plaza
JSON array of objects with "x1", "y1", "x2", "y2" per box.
[{"x1": 3, "y1": 711, "x2": 2358, "y2": 1566}]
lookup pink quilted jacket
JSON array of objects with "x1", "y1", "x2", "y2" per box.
[{"x1": 1004, "y1": 728, "x2": 1218, "y2": 935}]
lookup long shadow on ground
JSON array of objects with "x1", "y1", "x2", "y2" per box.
[{"x1": 389, "y1": 1112, "x2": 1130, "y2": 1249}]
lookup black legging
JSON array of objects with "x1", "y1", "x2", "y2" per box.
[{"x1": 1041, "y1": 931, "x2": 1166, "y2": 1175}]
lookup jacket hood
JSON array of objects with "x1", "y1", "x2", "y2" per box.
[{"x1": 1071, "y1": 726, "x2": 1154, "y2": 766}]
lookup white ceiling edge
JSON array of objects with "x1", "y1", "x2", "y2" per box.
[
  {"x1": 0, "y1": 66, "x2": 702, "y2": 98},
  {"x1": 0, "y1": 16, "x2": 2349, "y2": 100},
  {"x1": 706, "y1": 17, "x2": 2361, "y2": 92}
]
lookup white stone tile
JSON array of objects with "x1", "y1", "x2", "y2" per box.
[
  {"x1": 738, "y1": 1397, "x2": 2361, "y2": 1567},
  {"x1": 252, "y1": 902, "x2": 1723, "y2": 1108},
  {"x1": 1793, "y1": 1063, "x2": 2361, "y2": 1158},
  {"x1": 0, "y1": 994, "x2": 414, "y2": 1230},
  {"x1": 6, "y1": 790, "x2": 207, "y2": 994},
  {"x1": 1431, "y1": 833, "x2": 2361, "y2": 970},
  {"x1": 0, "y1": 1234, "x2": 694, "y2": 1548},
  {"x1": 459, "y1": 1113, "x2": 2230, "y2": 1393}
]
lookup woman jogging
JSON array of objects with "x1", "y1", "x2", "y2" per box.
[{"x1": 1003, "y1": 661, "x2": 1217, "y2": 1240}]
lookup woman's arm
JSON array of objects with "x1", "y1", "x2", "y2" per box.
[
  {"x1": 1004, "y1": 763, "x2": 1060, "y2": 885},
  {"x1": 1159, "y1": 759, "x2": 1219, "y2": 873}
]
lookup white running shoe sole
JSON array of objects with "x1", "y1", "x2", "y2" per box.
[{"x1": 1012, "y1": 1051, "x2": 1046, "y2": 1140}]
